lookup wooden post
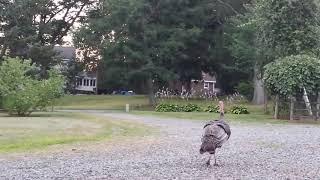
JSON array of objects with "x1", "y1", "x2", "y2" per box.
[
  {"x1": 125, "y1": 104, "x2": 130, "y2": 113},
  {"x1": 289, "y1": 95, "x2": 294, "y2": 121},
  {"x1": 274, "y1": 94, "x2": 279, "y2": 119}
]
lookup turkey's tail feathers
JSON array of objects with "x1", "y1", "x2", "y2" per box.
[{"x1": 200, "y1": 124, "x2": 228, "y2": 154}]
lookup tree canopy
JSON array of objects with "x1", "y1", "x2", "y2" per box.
[
  {"x1": 264, "y1": 55, "x2": 320, "y2": 96},
  {"x1": 256, "y1": 0, "x2": 319, "y2": 59},
  {"x1": 0, "y1": 0, "x2": 95, "y2": 76},
  {"x1": 74, "y1": 0, "x2": 250, "y2": 101}
]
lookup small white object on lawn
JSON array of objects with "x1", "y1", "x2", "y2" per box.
[{"x1": 126, "y1": 104, "x2": 130, "y2": 113}]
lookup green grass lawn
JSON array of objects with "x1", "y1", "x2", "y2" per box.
[
  {"x1": 54, "y1": 95, "x2": 263, "y2": 111},
  {"x1": 0, "y1": 112, "x2": 151, "y2": 153},
  {"x1": 54, "y1": 95, "x2": 150, "y2": 110},
  {"x1": 132, "y1": 111, "x2": 320, "y2": 125},
  {"x1": 53, "y1": 95, "x2": 320, "y2": 125}
]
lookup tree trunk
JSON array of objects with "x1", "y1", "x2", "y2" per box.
[
  {"x1": 316, "y1": 92, "x2": 320, "y2": 121},
  {"x1": 252, "y1": 63, "x2": 265, "y2": 105},
  {"x1": 274, "y1": 94, "x2": 279, "y2": 119},
  {"x1": 289, "y1": 95, "x2": 294, "y2": 120},
  {"x1": 302, "y1": 87, "x2": 313, "y2": 116},
  {"x1": 0, "y1": 44, "x2": 8, "y2": 61},
  {"x1": 264, "y1": 88, "x2": 268, "y2": 114},
  {"x1": 147, "y1": 78, "x2": 156, "y2": 107}
]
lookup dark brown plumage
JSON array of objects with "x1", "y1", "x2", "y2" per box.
[{"x1": 200, "y1": 101, "x2": 231, "y2": 166}]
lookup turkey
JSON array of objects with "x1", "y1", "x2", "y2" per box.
[{"x1": 200, "y1": 101, "x2": 231, "y2": 166}]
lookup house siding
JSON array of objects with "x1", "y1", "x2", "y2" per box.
[{"x1": 168, "y1": 72, "x2": 217, "y2": 95}]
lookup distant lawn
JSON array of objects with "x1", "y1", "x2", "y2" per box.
[
  {"x1": 132, "y1": 111, "x2": 320, "y2": 125},
  {"x1": 0, "y1": 112, "x2": 151, "y2": 153},
  {"x1": 54, "y1": 95, "x2": 269, "y2": 112},
  {"x1": 54, "y1": 95, "x2": 150, "y2": 110}
]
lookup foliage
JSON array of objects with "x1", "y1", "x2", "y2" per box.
[
  {"x1": 227, "y1": 0, "x2": 320, "y2": 104},
  {"x1": 255, "y1": 0, "x2": 320, "y2": 59},
  {"x1": 226, "y1": 7, "x2": 258, "y2": 78},
  {"x1": 229, "y1": 105, "x2": 249, "y2": 114},
  {"x1": 0, "y1": 0, "x2": 95, "y2": 76},
  {"x1": 183, "y1": 103, "x2": 203, "y2": 112},
  {"x1": 61, "y1": 59, "x2": 85, "y2": 94},
  {"x1": 0, "y1": 57, "x2": 64, "y2": 116},
  {"x1": 155, "y1": 103, "x2": 202, "y2": 112},
  {"x1": 74, "y1": 0, "x2": 250, "y2": 98},
  {"x1": 204, "y1": 105, "x2": 220, "y2": 113},
  {"x1": 155, "y1": 104, "x2": 183, "y2": 112},
  {"x1": 36, "y1": 70, "x2": 65, "y2": 109},
  {"x1": 263, "y1": 54, "x2": 320, "y2": 96},
  {"x1": 235, "y1": 81, "x2": 254, "y2": 100}
]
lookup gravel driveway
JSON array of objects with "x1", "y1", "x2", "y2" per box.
[{"x1": 0, "y1": 111, "x2": 320, "y2": 179}]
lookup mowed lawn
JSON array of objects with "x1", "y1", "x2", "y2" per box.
[
  {"x1": 54, "y1": 95, "x2": 260, "y2": 111},
  {"x1": 0, "y1": 112, "x2": 150, "y2": 153},
  {"x1": 54, "y1": 95, "x2": 150, "y2": 110},
  {"x1": 54, "y1": 95, "x2": 320, "y2": 125},
  {"x1": 132, "y1": 109, "x2": 320, "y2": 125}
]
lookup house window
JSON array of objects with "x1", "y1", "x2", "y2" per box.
[
  {"x1": 90, "y1": 80, "x2": 93, "y2": 86},
  {"x1": 204, "y1": 82, "x2": 210, "y2": 89},
  {"x1": 93, "y1": 80, "x2": 96, "y2": 87},
  {"x1": 79, "y1": 79, "x2": 83, "y2": 86}
]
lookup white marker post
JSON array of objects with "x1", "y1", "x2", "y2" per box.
[{"x1": 126, "y1": 104, "x2": 130, "y2": 113}]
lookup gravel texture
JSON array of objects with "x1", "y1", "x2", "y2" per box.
[{"x1": 0, "y1": 111, "x2": 320, "y2": 179}]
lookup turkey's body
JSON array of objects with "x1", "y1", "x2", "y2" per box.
[{"x1": 199, "y1": 119, "x2": 231, "y2": 166}]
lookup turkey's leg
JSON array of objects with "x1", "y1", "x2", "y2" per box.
[
  {"x1": 213, "y1": 154, "x2": 219, "y2": 166},
  {"x1": 206, "y1": 154, "x2": 212, "y2": 166}
]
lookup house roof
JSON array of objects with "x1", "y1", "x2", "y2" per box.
[
  {"x1": 202, "y1": 72, "x2": 216, "y2": 82},
  {"x1": 54, "y1": 46, "x2": 76, "y2": 60},
  {"x1": 78, "y1": 71, "x2": 97, "y2": 78}
]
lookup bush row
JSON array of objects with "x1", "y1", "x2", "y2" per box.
[
  {"x1": 155, "y1": 103, "x2": 249, "y2": 114},
  {"x1": 155, "y1": 103, "x2": 202, "y2": 112}
]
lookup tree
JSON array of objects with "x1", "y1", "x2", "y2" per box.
[
  {"x1": 256, "y1": 0, "x2": 319, "y2": 58},
  {"x1": 0, "y1": 0, "x2": 95, "y2": 74},
  {"x1": 264, "y1": 55, "x2": 320, "y2": 97},
  {"x1": 75, "y1": 0, "x2": 249, "y2": 104},
  {"x1": 0, "y1": 57, "x2": 64, "y2": 116},
  {"x1": 255, "y1": 0, "x2": 320, "y2": 117},
  {"x1": 226, "y1": 9, "x2": 257, "y2": 101},
  {"x1": 264, "y1": 55, "x2": 320, "y2": 118},
  {"x1": 229, "y1": 0, "x2": 320, "y2": 104},
  {"x1": 61, "y1": 58, "x2": 85, "y2": 94}
]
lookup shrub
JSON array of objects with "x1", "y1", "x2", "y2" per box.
[
  {"x1": 182, "y1": 103, "x2": 202, "y2": 112},
  {"x1": 0, "y1": 57, "x2": 64, "y2": 116},
  {"x1": 229, "y1": 105, "x2": 249, "y2": 114},
  {"x1": 204, "y1": 105, "x2": 220, "y2": 113},
  {"x1": 235, "y1": 81, "x2": 253, "y2": 100},
  {"x1": 155, "y1": 103, "x2": 202, "y2": 112},
  {"x1": 155, "y1": 104, "x2": 182, "y2": 112}
]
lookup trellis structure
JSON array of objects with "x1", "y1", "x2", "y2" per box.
[{"x1": 274, "y1": 95, "x2": 320, "y2": 121}]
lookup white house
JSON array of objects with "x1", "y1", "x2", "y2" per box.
[
  {"x1": 75, "y1": 72, "x2": 97, "y2": 93},
  {"x1": 54, "y1": 46, "x2": 97, "y2": 93}
]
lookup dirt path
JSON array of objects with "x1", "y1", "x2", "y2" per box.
[{"x1": 0, "y1": 111, "x2": 319, "y2": 179}]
